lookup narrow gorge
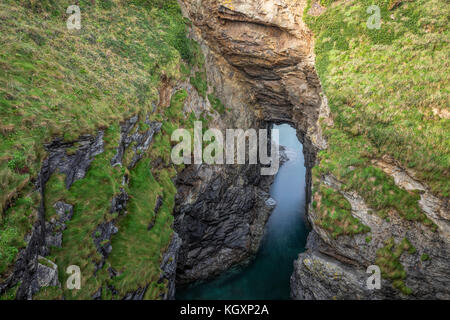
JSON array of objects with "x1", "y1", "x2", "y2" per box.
[
  {"x1": 175, "y1": 0, "x2": 449, "y2": 300},
  {"x1": 172, "y1": 0, "x2": 325, "y2": 290},
  {"x1": 0, "y1": 0, "x2": 448, "y2": 301},
  {"x1": 176, "y1": 123, "x2": 309, "y2": 299}
]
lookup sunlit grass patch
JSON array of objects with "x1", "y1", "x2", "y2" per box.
[
  {"x1": 307, "y1": 0, "x2": 449, "y2": 229},
  {"x1": 376, "y1": 237, "x2": 416, "y2": 295},
  {"x1": 0, "y1": 0, "x2": 193, "y2": 212},
  {"x1": 0, "y1": 0, "x2": 205, "y2": 293},
  {"x1": 313, "y1": 180, "x2": 371, "y2": 238}
]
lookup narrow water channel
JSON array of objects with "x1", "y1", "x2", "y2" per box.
[{"x1": 176, "y1": 124, "x2": 309, "y2": 300}]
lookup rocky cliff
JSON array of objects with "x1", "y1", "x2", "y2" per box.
[
  {"x1": 0, "y1": 0, "x2": 448, "y2": 300},
  {"x1": 174, "y1": 0, "x2": 327, "y2": 285},
  {"x1": 289, "y1": 0, "x2": 449, "y2": 300},
  {"x1": 178, "y1": 0, "x2": 449, "y2": 299},
  {"x1": 0, "y1": 0, "x2": 215, "y2": 300}
]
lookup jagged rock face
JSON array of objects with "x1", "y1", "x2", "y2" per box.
[
  {"x1": 159, "y1": 232, "x2": 182, "y2": 300},
  {"x1": 43, "y1": 132, "x2": 105, "y2": 189},
  {"x1": 174, "y1": 162, "x2": 275, "y2": 284},
  {"x1": 174, "y1": 145, "x2": 290, "y2": 284},
  {"x1": 179, "y1": 0, "x2": 328, "y2": 150},
  {"x1": 292, "y1": 173, "x2": 450, "y2": 299},
  {"x1": 174, "y1": 0, "x2": 324, "y2": 285}
]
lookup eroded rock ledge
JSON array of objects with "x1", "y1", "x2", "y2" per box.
[
  {"x1": 179, "y1": 0, "x2": 449, "y2": 300},
  {"x1": 292, "y1": 172, "x2": 450, "y2": 299},
  {"x1": 179, "y1": 0, "x2": 328, "y2": 150}
]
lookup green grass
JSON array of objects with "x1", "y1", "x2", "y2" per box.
[
  {"x1": 190, "y1": 71, "x2": 208, "y2": 98},
  {"x1": 208, "y1": 93, "x2": 227, "y2": 114},
  {"x1": 0, "y1": 186, "x2": 38, "y2": 275},
  {"x1": 307, "y1": 0, "x2": 449, "y2": 231},
  {"x1": 38, "y1": 257, "x2": 55, "y2": 269},
  {"x1": 313, "y1": 180, "x2": 371, "y2": 238},
  {"x1": 164, "y1": 90, "x2": 188, "y2": 126},
  {"x1": 0, "y1": 282, "x2": 20, "y2": 300},
  {"x1": 0, "y1": 0, "x2": 196, "y2": 213},
  {"x1": 307, "y1": 1, "x2": 445, "y2": 294},
  {"x1": 319, "y1": 0, "x2": 338, "y2": 7},
  {"x1": 107, "y1": 160, "x2": 175, "y2": 299},
  {"x1": 375, "y1": 237, "x2": 415, "y2": 295},
  {"x1": 1, "y1": 0, "x2": 209, "y2": 299},
  {"x1": 0, "y1": 227, "x2": 21, "y2": 274},
  {"x1": 421, "y1": 253, "x2": 430, "y2": 261},
  {"x1": 32, "y1": 285, "x2": 63, "y2": 300}
]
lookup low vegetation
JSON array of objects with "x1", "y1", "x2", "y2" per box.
[
  {"x1": 307, "y1": 0, "x2": 448, "y2": 232},
  {"x1": 0, "y1": 0, "x2": 209, "y2": 299},
  {"x1": 190, "y1": 71, "x2": 208, "y2": 99},
  {"x1": 312, "y1": 178, "x2": 371, "y2": 238},
  {"x1": 421, "y1": 253, "x2": 430, "y2": 261},
  {"x1": 375, "y1": 237, "x2": 415, "y2": 295},
  {"x1": 208, "y1": 93, "x2": 227, "y2": 114}
]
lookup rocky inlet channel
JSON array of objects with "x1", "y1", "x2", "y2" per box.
[{"x1": 177, "y1": 124, "x2": 309, "y2": 299}]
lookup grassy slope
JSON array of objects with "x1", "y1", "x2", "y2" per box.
[
  {"x1": 0, "y1": 0, "x2": 206, "y2": 299},
  {"x1": 307, "y1": 0, "x2": 449, "y2": 294},
  {"x1": 309, "y1": 0, "x2": 448, "y2": 223},
  {"x1": 312, "y1": 182, "x2": 371, "y2": 239},
  {"x1": 375, "y1": 237, "x2": 416, "y2": 295}
]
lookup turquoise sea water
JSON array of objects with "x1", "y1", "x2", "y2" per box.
[{"x1": 176, "y1": 124, "x2": 309, "y2": 300}]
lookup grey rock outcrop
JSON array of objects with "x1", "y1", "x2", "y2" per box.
[
  {"x1": 291, "y1": 172, "x2": 450, "y2": 300},
  {"x1": 0, "y1": 131, "x2": 105, "y2": 300},
  {"x1": 27, "y1": 256, "x2": 60, "y2": 298},
  {"x1": 45, "y1": 201, "x2": 74, "y2": 249},
  {"x1": 174, "y1": 161, "x2": 277, "y2": 284},
  {"x1": 160, "y1": 232, "x2": 183, "y2": 300},
  {"x1": 92, "y1": 221, "x2": 119, "y2": 271},
  {"x1": 110, "y1": 188, "x2": 128, "y2": 214},
  {"x1": 43, "y1": 132, "x2": 105, "y2": 189},
  {"x1": 111, "y1": 114, "x2": 162, "y2": 168}
]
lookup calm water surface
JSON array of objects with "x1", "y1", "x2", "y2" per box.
[{"x1": 176, "y1": 124, "x2": 309, "y2": 300}]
